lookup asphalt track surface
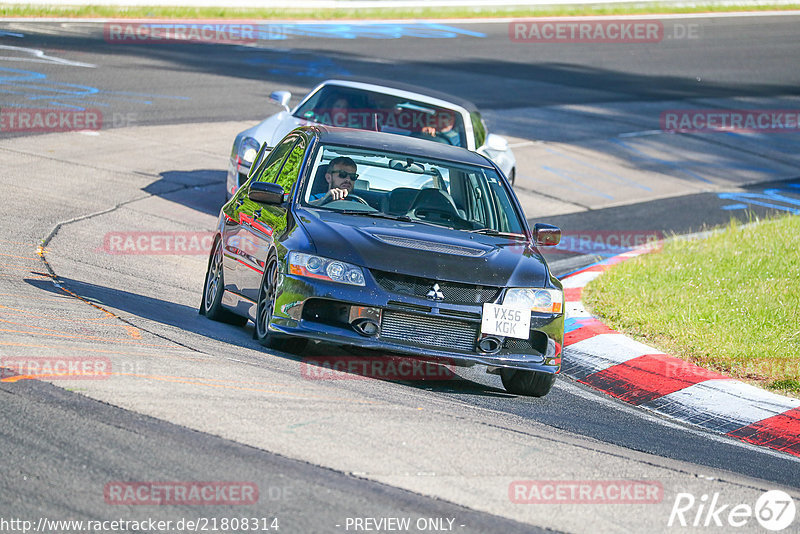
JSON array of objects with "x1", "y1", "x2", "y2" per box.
[{"x1": 1, "y1": 15, "x2": 800, "y2": 534}]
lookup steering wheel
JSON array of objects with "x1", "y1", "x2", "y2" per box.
[{"x1": 319, "y1": 191, "x2": 371, "y2": 207}]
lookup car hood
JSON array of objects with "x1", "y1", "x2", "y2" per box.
[
  {"x1": 242, "y1": 111, "x2": 306, "y2": 147},
  {"x1": 294, "y1": 208, "x2": 549, "y2": 288}
]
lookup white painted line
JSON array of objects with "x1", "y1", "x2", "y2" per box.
[
  {"x1": 565, "y1": 301, "x2": 592, "y2": 319},
  {"x1": 3, "y1": 10, "x2": 800, "y2": 24},
  {"x1": 561, "y1": 270, "x2": 601, "y2": 288},
  {"x1": 507, "y1": 140, "x2": 539, "y2": 148},
  {"x1": 559, "y1": 379, "x2": 800, "y2": 463},
  {"x1": 651, "y1": 379, "x2": 800, "y2": 427},
  {"x1": 0, "y1": 45, "x2": 96, "y2": 68},
  {"x1": 618, "y1": 130, "x2": 663, "y2": 138}
]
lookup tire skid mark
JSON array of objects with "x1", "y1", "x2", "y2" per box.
[
  {"x1": 114, "y1": 372, "x2": 385, "y2": 404},
  {"x1": 0, "y1": 327, "x2": 170, "y2": 347},
  {"x1": 0, "y1": 342, "x2": 209, "y2": 363}
]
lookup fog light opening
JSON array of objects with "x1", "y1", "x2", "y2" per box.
[
  {"x1": 478, "y1": 336, "x2": 502, "y2": 354},
  {"x1": 351, "y1": 318, "x2": 380, "y2": 337}
]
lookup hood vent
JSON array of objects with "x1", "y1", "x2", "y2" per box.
[{"x1": 371, "y1": 233, "x2": 485, "y2": 257}]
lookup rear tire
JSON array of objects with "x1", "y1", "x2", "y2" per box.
[
  {"x1": 501, "y1": 369, "x2": 555, "y2": 397},
  {"x1": 254, "y1": 253, "x2": 308, "y2": 354},
  {"x1": 200, "y1": 237, "x2": 248, "y2": 326}
]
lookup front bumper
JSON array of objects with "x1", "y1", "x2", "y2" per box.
[
  {"x1": 269, "y1": 272, "x2": 563, "y2": 374},
  {"x1": 226, "y1": 158, "x2": 252, "y2": 198}
]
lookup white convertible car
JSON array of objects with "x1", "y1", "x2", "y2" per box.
[{"x1": 226, "y1": 79, "x2": 517, "y2": 199}]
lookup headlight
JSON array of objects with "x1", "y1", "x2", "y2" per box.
[
  {"x1": 503, "y1": 288, "x2": 563, "y2": 314},
  {"x1": 238, "y1": 137, "x2": 260, "y2": 166},
  {"x1": 287, "y1": 252, "x2": 365, "y2": 286}
]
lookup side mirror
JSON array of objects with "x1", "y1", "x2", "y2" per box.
[
  {"x1": 249, "y1": 181, "x2": 285, "y2": 205},
  {"x1": 269, "y1": 91, "x2": 291, "y2": 111},
  {"x1": 533, "y1": 223, "x2": 561, "y2": 247},
  {"x1": 485, "y1": 133, "x2": 509, "y2": 152}
]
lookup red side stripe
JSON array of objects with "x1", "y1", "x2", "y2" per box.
[
  {"x1": 727, "y1": 407, "x2": 800, "y2": 457},
  {"x1": 579, "y1": 354, "x2": 729, "y2": 405},
  {"x1": 564, "y1": 319, "x2": 616, "y2": 346}
]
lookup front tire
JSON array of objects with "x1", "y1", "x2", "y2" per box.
[
  {"x1": 200, "y1": 237, "x2": 248, "y2": 326},
  {"x1": 254, "y1": 253, "x2": 308, "y2": 354},
  {"x1": 501, "y1": 369, "x2": 555, "y2": 397}
]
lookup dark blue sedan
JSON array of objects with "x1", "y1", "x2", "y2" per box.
[{"x1": 201, "y1": 126, "x2": 564, "y2": 397}]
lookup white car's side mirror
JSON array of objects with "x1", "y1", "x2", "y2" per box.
[
  {"x1": 270, "y1": 91, "x2": 291, "y2": 111},
  {"x1": 485, "y1": 133, "x2": 509, "y2": 151}
]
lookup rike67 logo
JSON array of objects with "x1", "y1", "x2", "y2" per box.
[{"x1": 669, "y1": 490, "x2": 796, "y2": 531}]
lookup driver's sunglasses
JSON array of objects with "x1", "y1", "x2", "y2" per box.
[{"x1": 333, "y1": 170, "x2": 358, "y2": 180}]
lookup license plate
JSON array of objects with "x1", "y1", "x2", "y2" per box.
[{"x1": 481, "y1": 303, "x2": 531, "y2": 340}]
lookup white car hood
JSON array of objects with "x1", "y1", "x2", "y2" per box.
[{"x1": 245, "y1": 111, "x2": 306, "y2": 147}]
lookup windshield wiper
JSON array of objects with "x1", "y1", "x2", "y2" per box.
[
  {"x1": 331, "y1": 210, "x2": 452, "y2": 228},
  {"x1": 469, "y1": 228, "x2": 527, "y2": 239},
  {"x1": 332, "y1": 210, "x2": 413, "y2": 222}
]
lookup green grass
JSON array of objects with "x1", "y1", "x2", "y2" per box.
[
  {"x1": 2, "y1": 3, "x2": 800, "y2": 19},
  {"x1": 583, "y1": 215, "x2": 800, "y2": 397}
]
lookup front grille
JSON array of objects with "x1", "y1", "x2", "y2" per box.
[
  {"x1": 380, "y1": 311, "x2": 478, "y2": 352},
  {"x1": 373, "y1": 271, "x2": 500, "y2": 305},
  {"x1": 503, "y1": 338, "x2": 532, "y2": 351}
]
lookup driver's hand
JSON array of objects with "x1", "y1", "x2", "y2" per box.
[
  {"x1": 421, "y1": 126, "x2": 437, "y2": 136},
  {"x1": 329, "y1": 188, "x2": 349, "y2": 201}
]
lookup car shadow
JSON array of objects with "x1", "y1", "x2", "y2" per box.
[
  {"x1": 22, "y1": 275, "x2": 511, "y2": 398},
  {"x1": 142, "y1": 169, "x2": 228, "y2": 216}
]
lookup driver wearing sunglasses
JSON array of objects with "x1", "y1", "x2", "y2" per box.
[{"x1": 311, "y1": 156, "x2": 358, "y2": 202}]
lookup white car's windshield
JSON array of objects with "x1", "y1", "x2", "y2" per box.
[
  {"x1": 301, "y1": 144, "x2": 525, "y2": 235},
  {"x1": 293, "y1": 85, "x2": 468, "y2": 149}
]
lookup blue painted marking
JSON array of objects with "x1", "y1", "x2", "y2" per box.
[
  {"x1": 1, "y1": 67, "x2": 188, "y2": 110},
  {"x1": 255, "y1": 23, "x2": 486, "y2": 40},
  {"x1": 0, "y1": 31, "x2": 24, "y2": 38},
  {"x1": 242, "y1": 56, "x2": 350, "y2": 78},
  {"x1": 542, "y1": 165, "x2": 614, "y2": 200},
  {"x1": 723, "y1": 131, "x2": 800, "y2": 155},
  {"x1": 544, "y1": 146, "x2": 652, "y2": 192},
  {"x1": 721, "y1": 203, "x2": 749, "y2": 210},
  {"x1": 717, "y1": 188, "x2": 800, "y2": 215},
  {"x1": 564, "y1": 317, "x2": 595, "y2": 333},
  {"x1": 610, "y1": 137, "x2": 714, "y2": 184}
]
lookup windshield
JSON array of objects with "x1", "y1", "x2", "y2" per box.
[
  {"x1": 293, "y1": 85, "x2": 468, "y2": 149},
  {"x1": 300, "y1": 144, "x2": 525, "y2": 235}
]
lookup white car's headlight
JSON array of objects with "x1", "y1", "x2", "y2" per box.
[
  {"x1": 238, "y1": 137, "x2": 260, "y2": 166},
  {"x1": 503, "y1": 288, "x2": 563, "y2": 314},
  {"x1": 288, "y1": 252, "x2": 365, "y2": 286}
]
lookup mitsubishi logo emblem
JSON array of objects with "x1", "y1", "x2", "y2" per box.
[{"x1": 426, "y1": 283, "x2": 445, "y2": 301}]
